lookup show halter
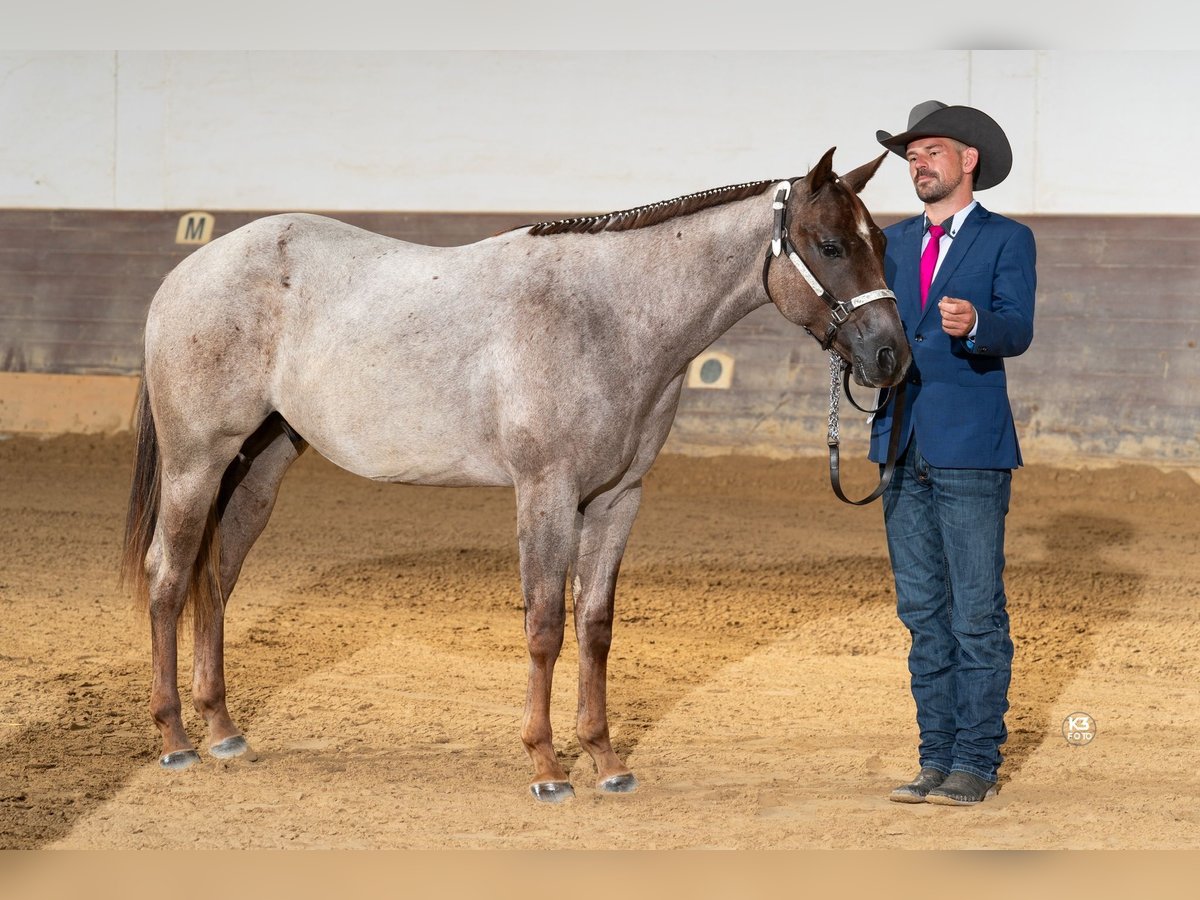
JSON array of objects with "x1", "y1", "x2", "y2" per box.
[
  {"x1": 762, "y1": 179, "x2": 907, "y2": 506},
  {"x1": 765, "y1": 179, "x2": 897, "y2": 351}
]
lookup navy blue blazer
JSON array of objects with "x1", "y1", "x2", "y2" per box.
[{"x1": 869, "y1": 203, "x2": 1036, "y2": 469}]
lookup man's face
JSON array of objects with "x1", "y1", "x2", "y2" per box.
[{"x1": 905, "y1": 137, "x2": 970, "y2": 204}]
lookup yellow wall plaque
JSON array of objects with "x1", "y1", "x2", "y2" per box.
[{"x1": 176, "y1": 211, "x2": 215, "y2": 245}]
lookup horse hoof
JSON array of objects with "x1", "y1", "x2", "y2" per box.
[
  {"x1": 209, "y1": 735, "x2": 255, "y2": 760},
  {"x1": 159, "y1": 749, "x2": 202, "y2": 770},
  {"x1": 598, "y1": 773, "x2": 639, "y2": 794},
  {"x1": 530, "y1": 781, "x2": 575, "y2": 803}
]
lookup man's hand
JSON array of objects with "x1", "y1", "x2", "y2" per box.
[{"x1": 938, "y1": 296, "x2": 977, "y2": 338}]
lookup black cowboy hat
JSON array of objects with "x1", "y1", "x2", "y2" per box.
[{"x1": 876, "y1": 100, "x2": 1012, "y2": 190}]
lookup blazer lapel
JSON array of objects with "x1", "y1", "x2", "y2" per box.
[{"x1": 896, "y1": 218, "x2": 925, "y2": 334}]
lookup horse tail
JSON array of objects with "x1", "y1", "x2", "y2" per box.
[
  {"x1": 121, "y1": 378, "x2": 223, "y2": 631},
  {"x1": 121, "y1": 378, "x2": 159, "y2": 611}
]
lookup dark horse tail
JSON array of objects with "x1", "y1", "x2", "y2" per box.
[{"x1": 120, "y1": 379, "x2": 222, "y2": 629}]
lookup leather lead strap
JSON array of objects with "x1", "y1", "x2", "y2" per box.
[
  {"x1": 829, "y1": 378, "x2": 907, "y2": 506},
  {"x1": 841, "y1": 366, "x2": 891, "y2": 415}
]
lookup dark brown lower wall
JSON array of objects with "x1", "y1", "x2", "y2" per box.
[{"x1": 2, "y1": 209, "x2": 1197, "y2": 463}]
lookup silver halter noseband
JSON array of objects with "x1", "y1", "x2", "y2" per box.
[{"x1": 763, "y1": 179, "x2": 896, "y2": 351}]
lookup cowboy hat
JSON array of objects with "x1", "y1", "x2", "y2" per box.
[{"x1": 876, "y1": 100, "x2": 1012, "y2": 190}]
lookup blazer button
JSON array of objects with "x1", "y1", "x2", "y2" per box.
[{"x1": 914, "y1": 334, "x2": 924, "y2": 342}]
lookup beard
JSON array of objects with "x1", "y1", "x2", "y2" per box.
[{"x1": 914, "y1": 168, "x2": 963, "y2": 203}]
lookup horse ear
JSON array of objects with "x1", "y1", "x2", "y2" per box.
[
  {"x1": 840, "y1": 151, "x2": 889, "y2": 194},
  {"x1": 804, "y1": 147, "x2": 838, "y2": 196}
]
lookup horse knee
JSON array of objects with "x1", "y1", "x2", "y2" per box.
[
  {"x1": 524, "y1": 595, "x2": 566, "y2": 659},
  {"x1": 575, "y1": 605, "x2": 614, "y2": 656},
  {"x1": 580, "y1": 630, "x2": 613, "y2": 661},
  {"x1": 525, "y1": 617, "x2": 565, "y2": 661}
]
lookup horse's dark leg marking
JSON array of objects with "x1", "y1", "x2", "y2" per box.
[
  {"x1": 573, "y1": 482, "x2": 642, "y2": 793},
  {"x1": 515, "y1": 477, "x2": 579, "y2": 802},
  {"x1": 193, "y1": 418, "x2": 307, "y2": 759}
]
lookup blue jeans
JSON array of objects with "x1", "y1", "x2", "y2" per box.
[{"x1": 882, "y1": 441, "x2": 1013, "y2": 783}]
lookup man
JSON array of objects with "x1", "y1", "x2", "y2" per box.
[{"x1": 870, "y1": 101, "x2": 1036, "y2": 805}]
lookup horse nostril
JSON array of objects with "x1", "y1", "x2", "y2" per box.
[{"x1": 877, "y1": 345, "x2": 896, "y2": 372}]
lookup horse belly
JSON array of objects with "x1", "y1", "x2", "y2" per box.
[
  {"x1": 360, "y1": 430, "x2": 512, "y2": 487},
  {"x1": 308, "y1": 428, "x2": 511, "y2": 487},
  {"x1": 279, "y1": 380, "x2": 512, "y2": 487}
]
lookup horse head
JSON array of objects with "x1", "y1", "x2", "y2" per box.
[{"x1": 764, "y1": 147, "x2": 911, "y2": 388}]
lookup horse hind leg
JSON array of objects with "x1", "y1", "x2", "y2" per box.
[
  {"x1": 573, "y1": 482, "x2": 642, "y2": 794},
  {"x1": 145, "y1": 453, "x2": 240, "y2": 770},
  {"x1": 515, "y1": 475, "x2": 580, "y2": 802},
  {"x1": 192, "y1": 414, "x2": 307, "y2": 761}
]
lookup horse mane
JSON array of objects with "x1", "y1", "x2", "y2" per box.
[{"x1": 523, "y1": 179, "x2": 779, "y2": 236}]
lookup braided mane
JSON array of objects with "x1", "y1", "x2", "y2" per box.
[{"x1": 525, "y1": 179, "x2": 779, "y2": 236}]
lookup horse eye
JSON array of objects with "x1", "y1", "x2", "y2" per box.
[{"x1": 820, "y1": 242, "x2": 842, "y2": 259}]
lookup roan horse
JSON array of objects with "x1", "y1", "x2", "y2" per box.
[{"x1": 122, "y1": 147, "x2": 911, "y2": 802}]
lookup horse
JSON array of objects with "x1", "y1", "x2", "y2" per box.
[{"x1": 121, "y1": 147, "x2": 911, "y2": 802}]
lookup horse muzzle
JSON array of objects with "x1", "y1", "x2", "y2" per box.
[{"x1": 849, "y1": 337, "x2": 911, "y2": 388}]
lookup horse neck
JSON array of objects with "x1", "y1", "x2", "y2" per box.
[{"x1": 583, "y1": 196, "x2": 773, "y2": 372}]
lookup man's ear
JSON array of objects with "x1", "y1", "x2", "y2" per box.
[{"x1": 962, "y1": 145, "x2": 980, "y2": 177}]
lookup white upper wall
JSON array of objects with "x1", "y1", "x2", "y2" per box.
[{"x1": 1, "y1": 50, "x2": 1197, "y2": 215}]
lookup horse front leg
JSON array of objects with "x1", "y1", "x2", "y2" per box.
[
  {"x1": 574, "y1": 482, "x2": 642, "y2": 793},
  {"x1": 515, "y1": 478, "x2": 578, "y2": 802}
]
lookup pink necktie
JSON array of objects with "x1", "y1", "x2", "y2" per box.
[{"x1": 919, "y1": 223, "x2": 945, "y2": 310}]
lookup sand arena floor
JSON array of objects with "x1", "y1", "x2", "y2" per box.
[{"x1": 1, "y1": 433, "x2": 1198, "y2": 849}]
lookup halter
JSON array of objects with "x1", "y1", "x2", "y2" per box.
[
  {"x1": 762, "y1": 179, "x2": 907, "y2": 506},
  {"x1": 762, "y1": 179, "x2": 896, "y2": 351}
]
